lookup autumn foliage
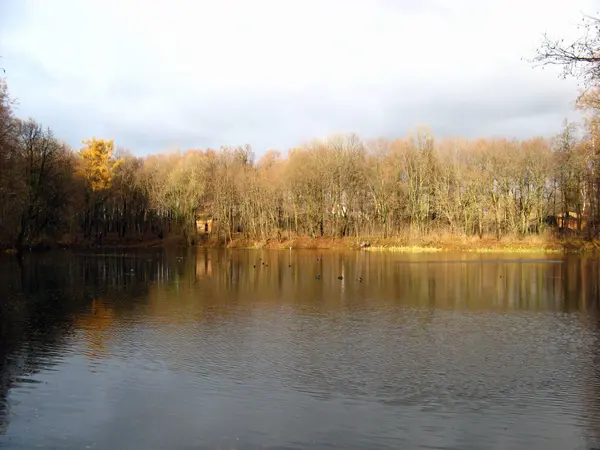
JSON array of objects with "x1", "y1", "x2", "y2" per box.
[
  {"x1": 2, "y1": 78, "x2": 600, "y2": 249},
  {"x1": 78, "y1": 138, "x2": 120, "y2": 192}
]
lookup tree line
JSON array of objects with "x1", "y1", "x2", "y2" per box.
[
  {"x1": 2, "y1": 13, "x2": 600, "y2": 249},
  {"x1": 1, "y1": 82, "x2": 600, "y2": 248}
]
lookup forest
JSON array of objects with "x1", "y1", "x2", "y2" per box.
[
  {"x1": 0, "y1": 83, "x2": 598, "y2": 250},
  {"x1": 1, "y1": 15, "x2": 600, "y2": 251}
]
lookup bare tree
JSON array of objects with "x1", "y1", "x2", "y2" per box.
[
  {"x1": 531, "y1": 13, "x2": 600, "y2": 87},
  {"x1": 12, "y1": 119, "x2": 73, "y2": 247}
]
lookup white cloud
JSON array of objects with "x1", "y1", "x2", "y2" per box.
[{"x1": 0, "y1": 0, "x2": 595, "y2": 154}]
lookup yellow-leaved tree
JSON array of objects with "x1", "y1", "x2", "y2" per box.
[
  {"x1": 78, "y1": 138, "x2": 120, "y2": 191},
  {"x1": 77, "y1": 138, "x2": 121, "y2": 238}
]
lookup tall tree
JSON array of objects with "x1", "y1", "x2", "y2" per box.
[
  {"x1": 8, "y1": 119, "x2": 73, "y2": 247},
  {"x1": 77, "y1": 138, "x2": 121, "y2": 237},
  {"x1": 0, "y1": 78, "x2": 17, "y2": 246}
]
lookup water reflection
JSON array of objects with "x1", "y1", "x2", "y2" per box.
[{"x1": 1, "y1": 250, "x2": 600, "y2": 448}]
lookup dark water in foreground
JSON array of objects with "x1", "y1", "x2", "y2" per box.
[{"x1": 1, "y1": 250, "x2": 600, "y2": 449}]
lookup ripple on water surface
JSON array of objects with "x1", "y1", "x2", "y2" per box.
[{"x1": 1, "y1": 250, "x2": 600, "y2": 449}]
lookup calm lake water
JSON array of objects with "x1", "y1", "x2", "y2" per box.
[{"x1": 1, "y1": 249, "x2": 600, "y2": 449}]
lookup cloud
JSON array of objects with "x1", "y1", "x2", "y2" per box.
[{"x1": 0, "y1": 0, "x2": 595, "y2": 155}]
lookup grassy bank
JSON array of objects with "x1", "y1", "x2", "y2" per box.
[
  {"x1": 209, "y1": 233, "x2": 578, "y2": 254},
  {"x1": 362, "y1": 234, "x2": 565, "y2": 254},
  {"x1": 5, "y1": 231, "x2": 600, "y2": 254}
]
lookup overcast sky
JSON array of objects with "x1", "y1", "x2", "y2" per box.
[{"x1": 0, "y1": 0, "x2": 596, "y2": 155}]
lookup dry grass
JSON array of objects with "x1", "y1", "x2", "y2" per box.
[
  {"x1": 353, "y1": 231, "x2": 562, "y2": 254},
  {"x1": 35, "y1": 229, "x2": 600, "y2": 255},
  {"x1": 468, "y1": 247, "x2": 563, "y2": 254},
  {"x1": 220, "y1": 233, "x2": 562, "y2": 253},
  {"x1": 559, "y1": 237, "x2": 600, "y2": 253},
  {"x1": 365, "y1": 246, "x2": 443, "y2": 253},
  {"x1": 212, "y1": 231, "x2": 570, "y2": 253},
  {"x1": 226, "y1": 236, "x2": 359, "y2": 250}
]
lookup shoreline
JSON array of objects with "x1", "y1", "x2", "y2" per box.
[
  {"x1": 4, "y1": 233, "x2": 597, "y2": 255},
  {"x1": 215, "y1": 234, "x2": 586, "y2": 254}
]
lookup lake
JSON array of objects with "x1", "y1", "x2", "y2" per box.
[{"x1": 1, "y1": 249, "x2": 600, "y2": 449}]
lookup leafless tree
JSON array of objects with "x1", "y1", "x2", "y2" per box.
[{"x1": 531, "y1": 13, "x2": 600, "y2": 87}]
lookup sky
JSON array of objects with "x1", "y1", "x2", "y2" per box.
[{"x1": 0, "y1": 0, "x2": 597, "y2": 156}]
